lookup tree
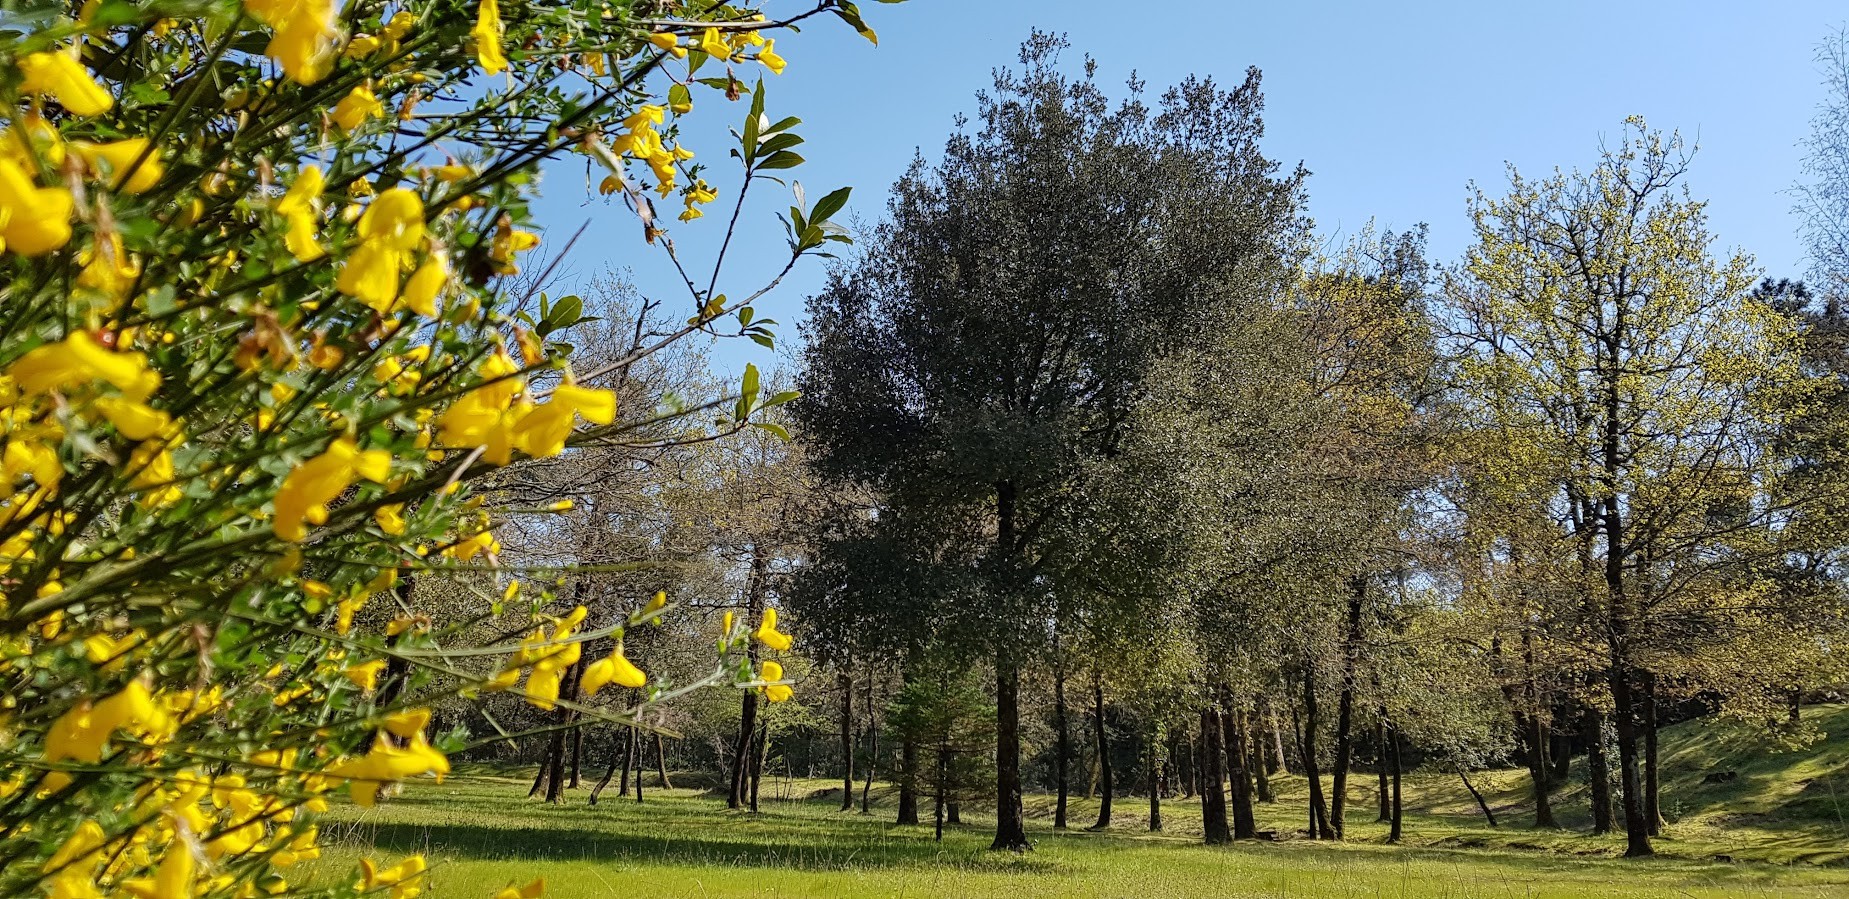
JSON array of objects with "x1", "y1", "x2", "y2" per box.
[
  {"x1": 1445, "y1": 119, "x2": 1809, "y2": 856},
  {"x1": 797, "y1": 34, "x2": 1305, "y2": 851}
]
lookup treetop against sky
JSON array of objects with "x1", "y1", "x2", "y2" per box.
[{"x1": 527, "y1": 1, "x2": 1846, "y2": 374}]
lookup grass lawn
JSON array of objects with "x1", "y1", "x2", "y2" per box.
[
  {"x1": 305, "y1": 705, "x2": 1849, "y2": 897},
  {"x1": 307, "y1": 771, "x2": 1849, "y2": 898}
]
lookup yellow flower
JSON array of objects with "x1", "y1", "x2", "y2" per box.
[
  {"x1": 758, "y1": 39, "x2": 786, "y2": 75},
  {"x1": 278, "y1": 166, "x2": 326, "y2": 262},
  {"x1": 580, "y1": 646, "x2": 647, "y2": 697},
  {"x1": 330, "y1": 736, "x2": 448, "y2": 806},
  {"x1": 18, "y1": 52, "x2": 113, "y2": 116},
  {"x1": 360, "y1": 188, "x2": 427, "y2": 250},
  {"x1": 0, "y1": 157, "x2": 75, "y2": 256},
  {"x1": 510, "y1": 384, "x2": 617, "y2": 458},
  {"x1": 759, "y1": 661, "x2": 792, "y2": 703},
  {"x1": 273, "y1": 438, "x2": 392, "y2": 541},
  {"x1": 332, "y1": 84, "x2": 385, "y2": 132},
  {"x1": 753, "y1": 607, "x2": 792, "y2": 651},
  {"x1": 698, "y1": 27, "x2": 732, "y2": 62},
  {"x1": 43, "y1": 819, "x2": 107, "y2": 874},
  {"x1": 70, "y1": 138, "x2": 164, "y2": 194},
  {"x1": 375, "y1": 503, "x2": 406, "y2": 535},
  {"x1": 76, "y1": 233, "x2": 141, "y2": 302},
  {"x1": 93, "y1": 396, "x2": 170, "y2": 441},
  {"x1": 9, "y1": 331, "x2": 159, "y2": 401},
  {"x1": 382, "y1": 707, "x2": 430, "y2": 738},
  {"x1": 245, "y1": 0, "x2": 339, "y2": 84},
  {"x1": 473, "y1": 0, "x2": 508, "y2": 75},
  {"x1": 401, "y1": 252, "x2": 449, "y2": 317},
  {"x1": 646, "y1": 31, "x2": 686, "y2": 58},
  {"x1": 336, "y1": 242, "x2": 404, "y2": 312},
  {"x1": 344, "y1": 660, "x2": 386, "y2": 691}
]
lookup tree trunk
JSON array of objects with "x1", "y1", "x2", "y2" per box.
[
  {"x1": 588, "y1": 746, "x2": 619, "y2": 804},
  {"x1": 1330, "y1": 577, "x2": 1366, "y2": 839},
  {"x1": 1181, "y1": 726, "x2": 1197, "y2": 798},
  {"x1": 840, "y1": 668, "x2": 856, "y2": 811},
  {"x1": 1146, "y1": 727, "x2": 1163, "y2": 832},
  {"x1": 1252, "y1": 722, "x2": 1273, "y2": 804},
  {"x1": 897, "y1": 735, "x2": 920, "y2": 825},
  {"x1": 1054, "y1": 663, "x2": 1071, "y2": 829},
  {"x1": 1387, "y1": 723, "x2": 1404, "y2": 843},
  {"x1": 569, "y1": 726, "x2": 584, "y2": 789},
  {"x1": 1585, "y1": 704, "x2": 1613, "y2": 834},
  {"x1": 620, "y1": 725, "x2": 634, "y2": 798},
  {"x1": 655, "y1": 733, "x2": 673, "y2": 789},
  {"x1": 1089, "y1": 677, "x2": 1113, "y2": 831},
  {"x1": 633, "y1": 724, "x2": 646, "y2": 804},
  {"x1": 991, "y1": 656, "x2": 1029, "y2": 850},
  {"x1": 1459, "y1": 765, "x2": 1497, "y2": 827},
  {"x1": 728, "y1": 549, "x2": 768, "y2": 809},
  {"x1": 749, "y1": 719, "x2": 767, "y2": 812},
  {"x1": 988, "y1": 481, "x2": 1030, "y2": 852},
  {"x1": 1376, "y1": 721, "x2": 1391, "y2": 822},
  {"x1": 1300, "y1": 668, "x2": 1334, "y2": 839},
  {"x1": 861, "y1": 672, "x2": 878, "y2": 814},
  {"x1": 934, "y1": 746, "x2": 948, "y2": 842},
  {"x1": 1268, "y1": 701, "x2": 1290, "y2": 776},
  {"x1": 1199, "y1": 705, "x2": 1231, "y2": 845},
  {"x1": 541, "y1": 661, "x2": 581, "y2": 804},
  {"x1": 1610, "y1": 663, "x2": 1654, "y2": 856},
  {"x1": 1643, "y1": 672, "x2": 1662, "y2": 836},
  {"x1": 1224, "y1": 701, "x2": 1257, "y2": 839}
]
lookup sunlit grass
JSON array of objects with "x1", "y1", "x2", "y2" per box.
[{"x1": 306, "y1": 707, "x2": 1849, "y2": 897}]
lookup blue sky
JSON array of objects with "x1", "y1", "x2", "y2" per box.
[{"x1": 527, "y1": 1, "x2": 1847, "y2": 375}]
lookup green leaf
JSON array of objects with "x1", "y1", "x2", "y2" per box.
[
  {"x1": 751, "y1": 421, "x2": 792, "y2": 441},
  {"x1": 757, "y1": 150, "x2": 805, "y2": 170},
  {"x1": 738, "y1": 306, "x2": 755, "y2": 327},
  {"x1": 749, "y1": 332, "x2": 776, "y2": 349},
  {"x1": 668, "y1": 83, "x2": 692, "y2": 113},
  {"x1": 765, "y1": 390, "x2": 801, "y2": 408},
  {"x1": 758, "y1": 132, "x2": 805, "y2": 155},
  {"x1": 741, "y1": 362, "x2": 761, "y2": 410},
  {"x1": 810, "y1": 186, "x2": 852, "y2": 225}
]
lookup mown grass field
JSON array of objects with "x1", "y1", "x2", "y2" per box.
[{"x1": 307, "y1": 707, "x2": 1849, "y2": 898}]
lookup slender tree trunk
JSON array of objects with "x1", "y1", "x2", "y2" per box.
[
  {"x1": 1331, "y1": 577, "x2": 1366, "y2": 839},
  {"x1": 655, "y1": 733, "x2": 672, "y2": 789},
  {"x1": 1585, "y1": 705, "x2": 1613, "y2": 834},
  {"x1": 542, "y1": 661, "x2": 581, "y2": 804},
  {"x1": 620, "y1": 725, "x2": 634, "y2": 798},
  {"x1": 840, "y1": 668, "x2": 856, "y2": 811},
  {"x1": 633, "y1": 726, "x2": 645, "y2": 804},
  {"x1": 1054, "y1": 663, "x2": 1071, "y2": 829},
  {"x1": 1252, "y1": 722, "x2": 1273, "y2": 804},
  {"x1": 1610, "y1": 662, "x2": 1653, "y2": 856},
  {"x1": 1387, "y1": 723, "x2": 1404, "y2": 843},
  {"x1": 989, "y1": 481, "x2": 1030, "y2": 852},
  {"x1": 729, "y1": 548, "x2": 768, "y2": 809},
  {"x1": 1459, "y1": 765, "x2": 1497, "y2": 827},
  {"x1": 528, "y1": 757, "x2": 549, "y2": 799},
  {"x1": 1643, "y1": 672, "x2": 1662, "y2": 836},
  {"x1": 1300, "y1": 668, "x2": 1333, "y2": 839},
  {"x1": 1268, "y1": 701, "x2": 1290, "y2": 776},
  {"x1": 934, "y1": 746, "x2": 948, "y2": 842},
  {"x1": 1550, "y1": 720, "x2": 1573, "y2": 785},
  {"x1": 589, "y1": 749, "x2": 619, "y2": 804},
  {"x1": 1146, "y1": 727, "x2": 1163, "y2": 832},
  {"x1": 1376, "y1": 721, "x2": 1391, "y2": 822},
  {"x1": 1181, "y1": 726, "x2": 1197, "y2": 799},
  {"x1": 749, "y1": 719, "x2": 767, "y2": 812},
  {"x1": 569, "y1": 727, "x2": 584, "y2": 789},
  {"x1": 1089, "y1": 677, "x2": 1113, "y2": 831},
  {"x1": 1224, "y1": 700, "x2": 1256, "y2": 839},
  {"x1": 897, "y1": 735, "x2": 920, "y2": 825},
  {"x1": 1199, "y1": 705, "x2": 1231, "y2": 845},
  {"x1": 991, "y1": 655, "x2": 1029, "y2": 849},
  {"x1": 861, "y1": 672, "x2": 878, "y2": 814}
]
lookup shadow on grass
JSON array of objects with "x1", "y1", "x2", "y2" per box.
[{"x1": 329, "y1": 817, "x2": 1065, "y2": 875}]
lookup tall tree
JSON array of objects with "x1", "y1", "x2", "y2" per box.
[
  {"x1": 1446, "y1": 120, "x2": 1808, "y2": 856},
  {"x1": 797, "y1": 34, "x2": 1305, "y2": 851}
]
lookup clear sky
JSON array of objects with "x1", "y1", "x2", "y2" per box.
[{"x1": 527, "y1": 1, "x2": 1848, "y2": 375}]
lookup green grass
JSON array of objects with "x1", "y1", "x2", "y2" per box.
[{"x1": 306, "y1": 707, "x2": 1849, "y2": 898}]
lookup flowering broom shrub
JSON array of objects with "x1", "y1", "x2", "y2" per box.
[{"x1": 0, "y1": 0, "x2": 884, "y2": 895}]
